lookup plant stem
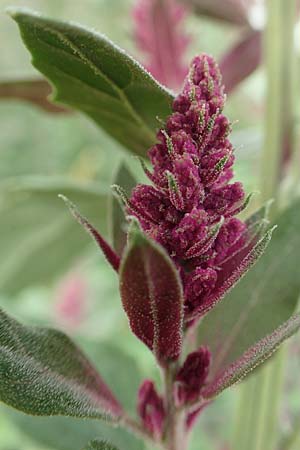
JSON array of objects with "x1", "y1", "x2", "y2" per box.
[
  {"x1": 231, "y1": 1, "x2": 297, "y2": 450},
  {"x1": 233, "y1": 350, "x2": 286, "y2": 450},
  {"x1": 261, "y1": 0, "x2": 296, "y2": 207},
  {"x1": 122, "y1": 414, "x2": 165, "y2": 449},
  {"x1": 163, "y1": 364, "x2": 187, "y2": 450}
]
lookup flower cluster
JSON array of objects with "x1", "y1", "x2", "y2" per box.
[
  {"x1": 137, "y1": 346, "x2": 211, "y2": 436},
  {"x1": 128, "y1": 53, "x2": 248, "y2": 319}
]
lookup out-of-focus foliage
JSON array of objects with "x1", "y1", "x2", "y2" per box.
[{"x1": 1, "y1": 1, "x2": 295, "y2": 450}]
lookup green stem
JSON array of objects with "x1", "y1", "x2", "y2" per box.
[
  {"x1": 162, "y1": 364, "x2": 187, "y2": 450},
  {"x1": 261, "y1": 0, "x2": 296, "y2": 207},
  {"x1": 233, "y1": 349, "x2": 286, "y2": 450},
  {"x1": 232, "y1": 1, "x2": 297, "y2": 450}
]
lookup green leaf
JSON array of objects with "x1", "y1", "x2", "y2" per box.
[
  {"x1": 4, "y1": 342, "x2": 145, "y2": 450},
  {"x1": 0, "y1": 176, "x2": 108, "y2": 294},
  {"x1": 109, "y1": 162, "x2": 137, "y2": 256},
  {"x1": 120, "y1": 219, "x2": 184, "y2": 361},
  {"x1": 203, "y1": 314, "x2": 300, "y2": 398},
  {"x1": 10, "y1": 9, "x2": 174, "y2": 155},
  {"x1": 198, "y1": 199, "x2": 300, "y2": 379},
  {"x1": 4, "y1": 411, "x2": 144, "y2": 450},
  {"x1": 82, "y1": 440, "x2": 119, "y2": 450},
  {"x1": 0, "y1": 308, "x2": 123, "y2": 420}
]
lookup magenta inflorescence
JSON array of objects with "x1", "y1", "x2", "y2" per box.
[{"x1": 128, "y1": 54, "x2": 247, "y2": 318}]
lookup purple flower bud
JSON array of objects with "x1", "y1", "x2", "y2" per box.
[
  {"x1": 175, "y1": 346, "x2": 211, "y2": 406},
  {"x1": 184, "y1": 268, "x2": 218, "y2": 313},
  {"x1": 137, "y1": 380, "x2": 165, "y2": 439},
  {"x1": 128, "y1": 53, "x2": 248, "y2": 319}
]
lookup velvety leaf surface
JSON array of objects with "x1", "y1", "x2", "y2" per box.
[
  {"x1": 82, "y1": 440, "x2": 119, "y2": 450},
  {"x1": 119, "y1": 220, "x2": 184, "y2": 361},
  {"x1": 10, "y1": 9, "x2": 174, "y2": 155},
  {"x1": 4, "y1": 342, "x2": 145, "y2": 450},
  {"x1": 0, "y1": 308, "x2": 123, "y2": 419},
  {"x1": 109, "y1": 162, "x2": 137, "y2": 256},
  {"x1": 198, "y1": 199, "x2": 300, "y2": 379},
  {"x1": 203, "y1": 314, "x2": 300, "y2": 398},
  {"x1": 0, "y1": 176, "x2": 108, "y2": 294}
]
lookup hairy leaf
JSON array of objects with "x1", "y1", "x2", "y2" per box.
[
  {"x1": 0, "y1": 308, "x2": 123, "y2": 419},
  {"x1": 193, "y1": 226, "x2": 275, "y2": 319},
  {"x1": 82, "y1": 440, "x2": 119, "y2": 450},
  {"x1": 109, "y1": 162, "x2": 137, "y2": 256},
  {"x1": 10, "y1": 9, "x2": 174, "y2": 155},
  {"x1": 119, "y1": 219, "x2": 184, "y2": 361},
  {"x1": 203, "y1": 314, "x2": 300, "y2": 398},
  {"x1": 0, "y1": 176, "x2": 108, "y2": 294},
  {"x1": 5, "y1": 341, "x2": 145, "y2": 450},
  {"x1": 198, "y1": 199, "x2": 300, "y2": 379}
]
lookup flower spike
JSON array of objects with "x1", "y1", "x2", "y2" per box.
[{"x1": 127, "y1": 53, "x2": 273, "y2": 322}]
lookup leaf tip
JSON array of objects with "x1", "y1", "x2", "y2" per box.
[
  {"x1": 58, "y1": 194, "x2": 80, "y2": 221},
  {"x1": 127, "y1": 216, "x2": 145, "y2": 246},
  {"x1": 6, "y1": 6, "x2": 37, "y2": 20}
]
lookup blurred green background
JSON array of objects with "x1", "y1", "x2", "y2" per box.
[{"x1": 0, "y1": 1, "x2": 298, "y2": 450}]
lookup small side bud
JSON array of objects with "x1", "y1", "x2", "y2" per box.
[
  {"x1": 175, "y1": 346, "x2": 211, "y2": 406},
  {"x1": 137, "y1": 380, "x2": 165, "y2": 440}
]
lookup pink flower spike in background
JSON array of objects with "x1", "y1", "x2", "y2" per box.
[
  {"x1": 54, "y1": 272, "x2": 87, "y2": 331},
  {"x1": 133, "y1": 0, "x2": 191, "y2": 90}
]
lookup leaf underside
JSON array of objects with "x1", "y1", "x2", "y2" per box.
[{"x1": 0, "y1": 308, "x2": 122, "y2": 420}]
